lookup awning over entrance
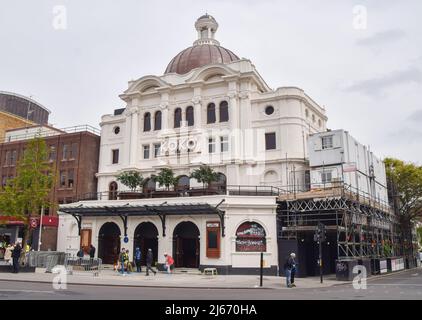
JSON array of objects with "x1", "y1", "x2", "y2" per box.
[{"x1": 59, "y1": 201, "x2": 225, "y2": 237}]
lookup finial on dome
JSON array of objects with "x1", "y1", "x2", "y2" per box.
[{"x1": 193, "y1": 14, "x2": 220, "y2": 46}]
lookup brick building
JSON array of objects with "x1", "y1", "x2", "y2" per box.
[{"x1": 0, "y1": 125, "x2": 100, "y2": 250}]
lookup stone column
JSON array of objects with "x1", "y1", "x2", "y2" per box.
[
  {"x1": 192, "y1": 96, "x2": 202, "y2": 129},
  {"x1": 129, "y1": 107, "x2": 139, "y2": 166},
  {"x1": 228, "y1": 92, "x2": 240, "y2": 160}
]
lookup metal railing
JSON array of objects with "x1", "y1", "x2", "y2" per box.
[
  {"x1": 66, "y1": 185, "x2": 288, "y2": 203},
  {"x1": 64, "y1": 255, "x2": 102, "y2": 277},
  {"x1": 3, "y1": 124, "x2": 100, "y2": 142}
]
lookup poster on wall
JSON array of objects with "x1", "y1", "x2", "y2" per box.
[{"x1": 235, "y1": 222, "x2": 266, "y2": 252}]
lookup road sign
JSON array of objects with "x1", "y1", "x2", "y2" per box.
[
  {"x1": 30, "y1": 218, "x2": 38, "y2": 229},
  {"x1": 123, "y1": 236, "x2": 129, "y2": 243},
  {"x1": 343, "y1": 162, "x2": 357, "y2": 173}
]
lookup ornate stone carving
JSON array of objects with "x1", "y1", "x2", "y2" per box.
[
  {"x1": 191, "y1": 96, "x2": 201, "y2": 105},
  {"x1": 228, "y1": 92, "x2": 238, "y2": 100},
  {"x1": 239, "y1": 91, "x2": 250, "y2": 99},
  {"x1": 159, "y1": 101, "x2": 169, "y2": 110}
]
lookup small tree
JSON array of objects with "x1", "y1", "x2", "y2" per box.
[
  {"x1": 385, "y1": 157, "x2": 422, "y2": 260},
  {"x1": 117, "y1": 171, "x2": 144, "y2": 192},
  {"x1": 0, "y1": 137, "x2": 55, "y2": 250},
  {"x1": 153, "y1": 168, "x2": 178, "y2": 191},
  {"x1": 190, "y1": 165, "x2": 219, "y2": 189}
]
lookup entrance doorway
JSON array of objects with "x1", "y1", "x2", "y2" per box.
[
  {"x1": 133, "y1": 222, "x2": 158, "y2": 266},
  {"x1": 98, "y1": 222, "x2": 121, "y2": 264},
  {"x1": 173, "y1": 221, "x2": 200, "y2": 268}
]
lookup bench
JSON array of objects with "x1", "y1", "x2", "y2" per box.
[{"x1": 203, "y1": 268, "x2": 218, "y2": 275}]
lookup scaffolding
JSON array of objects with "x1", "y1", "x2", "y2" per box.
[{"x1": 277, "y1": 182, "x2": 401, "y2": 260}]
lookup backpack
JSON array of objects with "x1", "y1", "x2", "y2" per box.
[{"x1": 135, "y1": 250, "x2": 141, "y2": 260}]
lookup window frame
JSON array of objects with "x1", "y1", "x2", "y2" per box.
[
  {"x1": 208, "y1": 137, "x2": 216, "y2": 153},
  {"x1": 143, "y1": 144, "x2": 150, "y2": 159},
  {"x1": 219, "y1": 101, "x2": 229, "y2": 122},
  {"x1": 321, "y1": 135, "x2": 334, "y2": 150},
  {"x1": 207, "y1": 103, "x2": 216, "y2": 124},
  {"x1": 111, "y1": 149, "x2": 119, "y2": 164},
  {"x1": 265, "y1": 132, "x2": 277, "y2": 150},
  {"x1": 144, "y1": 112, "x2": 151, "y2": 132}
]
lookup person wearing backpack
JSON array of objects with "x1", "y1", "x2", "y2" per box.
[
  {"x1": 164, "y1": 252, "x2": 174, "y2": 274},
  {"x1": 134, "y1": 247, "x2": 142, "y2": 273}
]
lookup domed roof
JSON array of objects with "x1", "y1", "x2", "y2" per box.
[
  {"x1": 165, "y1": 45, "x2": 239, "y2": 75},
  {"x1": 164, "y1": 14, "x2": 240, "y2": 75}
]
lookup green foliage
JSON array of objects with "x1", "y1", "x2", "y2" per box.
[
  {"x1": 417, "y1": 227, "x2": 422, "y2": 248},
  {"x1": 190, "y1": 165, "x2": 219, "y2": 189},
  {"x1": 116, "y1": 171, "x2": 144, "y2": 191},
  {"x1": 384, "y1": 157, "x2": 422, "y2": 219},
  {"x1": 153, "y1": 168, "x2": 178, "y2": 191},
  {"x1": 0, "y1": 137, "x2": 54, "y2": 222}
]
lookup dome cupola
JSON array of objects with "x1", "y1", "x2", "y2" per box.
[{"x1": 164, "y1": 14, "x2": 240, "y2": 75}]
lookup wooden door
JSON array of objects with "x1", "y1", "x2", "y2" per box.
[{"x1": 80, "y1": 229, "x2": 92, "y2": 254}]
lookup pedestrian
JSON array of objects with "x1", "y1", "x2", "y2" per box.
[
  {"x1": 284, "y1": 252, "x2": 297, "y2": 288},
  {"x1": 89, "y1": 244, "x2": 96, "y2": 259},
  {"x1": 163, "y1": 252, "x2": 174, "y2": 274},
  {"x1": 4, "y1": 243, "x2": 14, "y2": 265},
  {"x1": 76, "y1": 247, "x2": 84, "y2": 258},
  {"x1": 134, "y1": 247, "x2": 142, "y2": 273},
  {"x1": 125, "y1": 249, "x2": 133, "y2": 273},
  {"x1": 11, "y1": 243, "x2": 22, "y2": 274},
  {"x1": 146, "y1": 248, "x2": 157, "y2": 276},
  {"x1": 118, "y1": 248, "x2": 126, "y2": 275}
]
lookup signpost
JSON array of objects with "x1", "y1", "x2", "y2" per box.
[{"x1": 314, "y1": 222, "x2": 326, "y2": 283}]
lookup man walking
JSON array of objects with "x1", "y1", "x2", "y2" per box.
[
  {"x1": 145, "y1": 248, "x2": 156, "y2": 276},
  {"x1": 89, "y1": 244, "x2": 96, "y2": 259},
  {"x1": 11, "y1": 243, "x2": 22, "y2": 274},
  {"x1": 118, "y1": 248, "x2": 126, "y2": 275},
  {"x1": 134, "y1": 247, "x2": 142, "y2": 273},
  {"x1": 284, "y1": 252, "x2": 297, "y2": 288}
]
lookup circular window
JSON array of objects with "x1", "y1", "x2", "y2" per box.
[
  {"x1": 113, "y1": 126, "x2": 120, "y2": 135},
  {"x1": 265, "y1": 106, "x2": 274, "y2": 115}
]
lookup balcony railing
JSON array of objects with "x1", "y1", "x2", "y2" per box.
[{"x1": 3, "y1": 125, "x2": 100, "y2": 142}]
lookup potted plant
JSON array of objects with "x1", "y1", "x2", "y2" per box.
[
  {"x1": 116, "y1": 171, "x2": 145, "y2": 199},
  {"x1": 189, "y1": 165, "x2": 220, "y2": 196},
  {"x1": 152, "y1": 168, "x2": 179, "y2": 198}
]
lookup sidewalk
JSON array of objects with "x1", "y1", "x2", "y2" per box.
[{"x1": 0, "y1": 268, "x2": 349, "y2": 290}]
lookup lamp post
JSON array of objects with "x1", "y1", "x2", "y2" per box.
[{"x1": 38, "y1": 206, "x2": 44, "y2": 251}]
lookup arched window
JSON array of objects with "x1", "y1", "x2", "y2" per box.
[
  {"x1": 236, "y1": 222, "x2": 266, "y2": 252},
  {"x1": 176, "y1": 175, "x2": 190, "y2": 192},
  {"x1": 207, "y1": 103, "x2": 216, "y2": 124},
  {"x1": 186, "y1": 106, "x2": 194, "y2": 127},
  {"x1": 210, "y1": 172, "x2": 227, "y2": 192},
  {"x1": 154, "y1": 111, "x2": 162, "y2": 130},
  {"x1": 219, "y1": 101, "x2": 229, "y2": 122},
  {"x1": 144, "y1": 112, "x2": 151, "y2": 132},
  {"x1": 174, "y1": 108, "x2": 182, "y2": 128},
  {"x1": 109, "y1": 181, "x2": 118, "y2": 200}
]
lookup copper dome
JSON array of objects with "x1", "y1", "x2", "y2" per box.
[{"x1": 164, "y1": 44, "x2": 240, "y2": 75}]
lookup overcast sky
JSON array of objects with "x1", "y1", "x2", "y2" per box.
[{"x1": 1, "y1": 0, "x2": 421, "y2": 163}]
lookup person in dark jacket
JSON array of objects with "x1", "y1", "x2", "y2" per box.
[
  {"x1": 134, "y1": 247, "x2": 142, "y2": 273},
  {"x1": 77, "y1": 247, "x2": 84, "y2": 258},
  {"x1": 284, "y1": 253, "x2": 297, "y2": 288},
  {"x1": 89, "y1": 244, "x2": 96, "y2": 259},
  {"x1": 11, "y1": 243, "x2": 22, "y2": 273},
  {"x1": 145, "y1": 248, "x2": 156, "y2": 276}
]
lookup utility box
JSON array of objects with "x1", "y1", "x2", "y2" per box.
[{"x1": 335, "y1": 259, "x2": 358, "y2": 281}]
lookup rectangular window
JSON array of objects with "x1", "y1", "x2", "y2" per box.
[
  {"x1": 11, "y1": 150, "x2": 17, "y2": 165},
  {"x1": 220, "y1": 136, "x2": 229, "y2": 152},
  {"x1": 60, "y1": 170, "x2": 67, "y2": 188},
  {"x1": 321, "y1": 136, "x2": 333, "y2": 149},
  {"x1": 67, "y1": 169, "x2": 74, "y2": 188},
  {"x1": 69, "y1": 143, "x2": 78, "y2": 159},
  {"x1": 143, "y1": 145, "x2": 150, "y2": 159},
  {"x1": 154, "y1": 143, "x2": 161, "y2": 158},
  {"x1": 112, "y1": 149, "x2": 119, "y2": 164},
  {"x1": 49, "y1": 146, "x2": 56, "y2": 161},
  {"x1": 265, "y1": 132, "x2": 276, "y2": 150},
  {"x1": 62, "y1": 144, "x2": 69, "y2": 160},
  {"x1": 5, "y1": 150, "x2": 11, "y2": 166},
  {"x1": 321, "y1": 171, "x2": 332, "y2": 184},
  {"x1": 206, "y1": 222, "x2": 221, "y2": 258},
  {"x1": 208, "y1": 138, "x2": 216, "y2": 153}
]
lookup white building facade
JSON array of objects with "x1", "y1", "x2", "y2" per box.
[
  {"x1": 308, "y1": 129, "x2": 388, "y2": 204},
  {"x1": 58, "y1": 14, "x2": 332, "y2": 275}
]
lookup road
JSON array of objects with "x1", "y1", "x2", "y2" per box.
[{"x1": 0, "y1": 269, "x2": 421, "y2": 300}]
